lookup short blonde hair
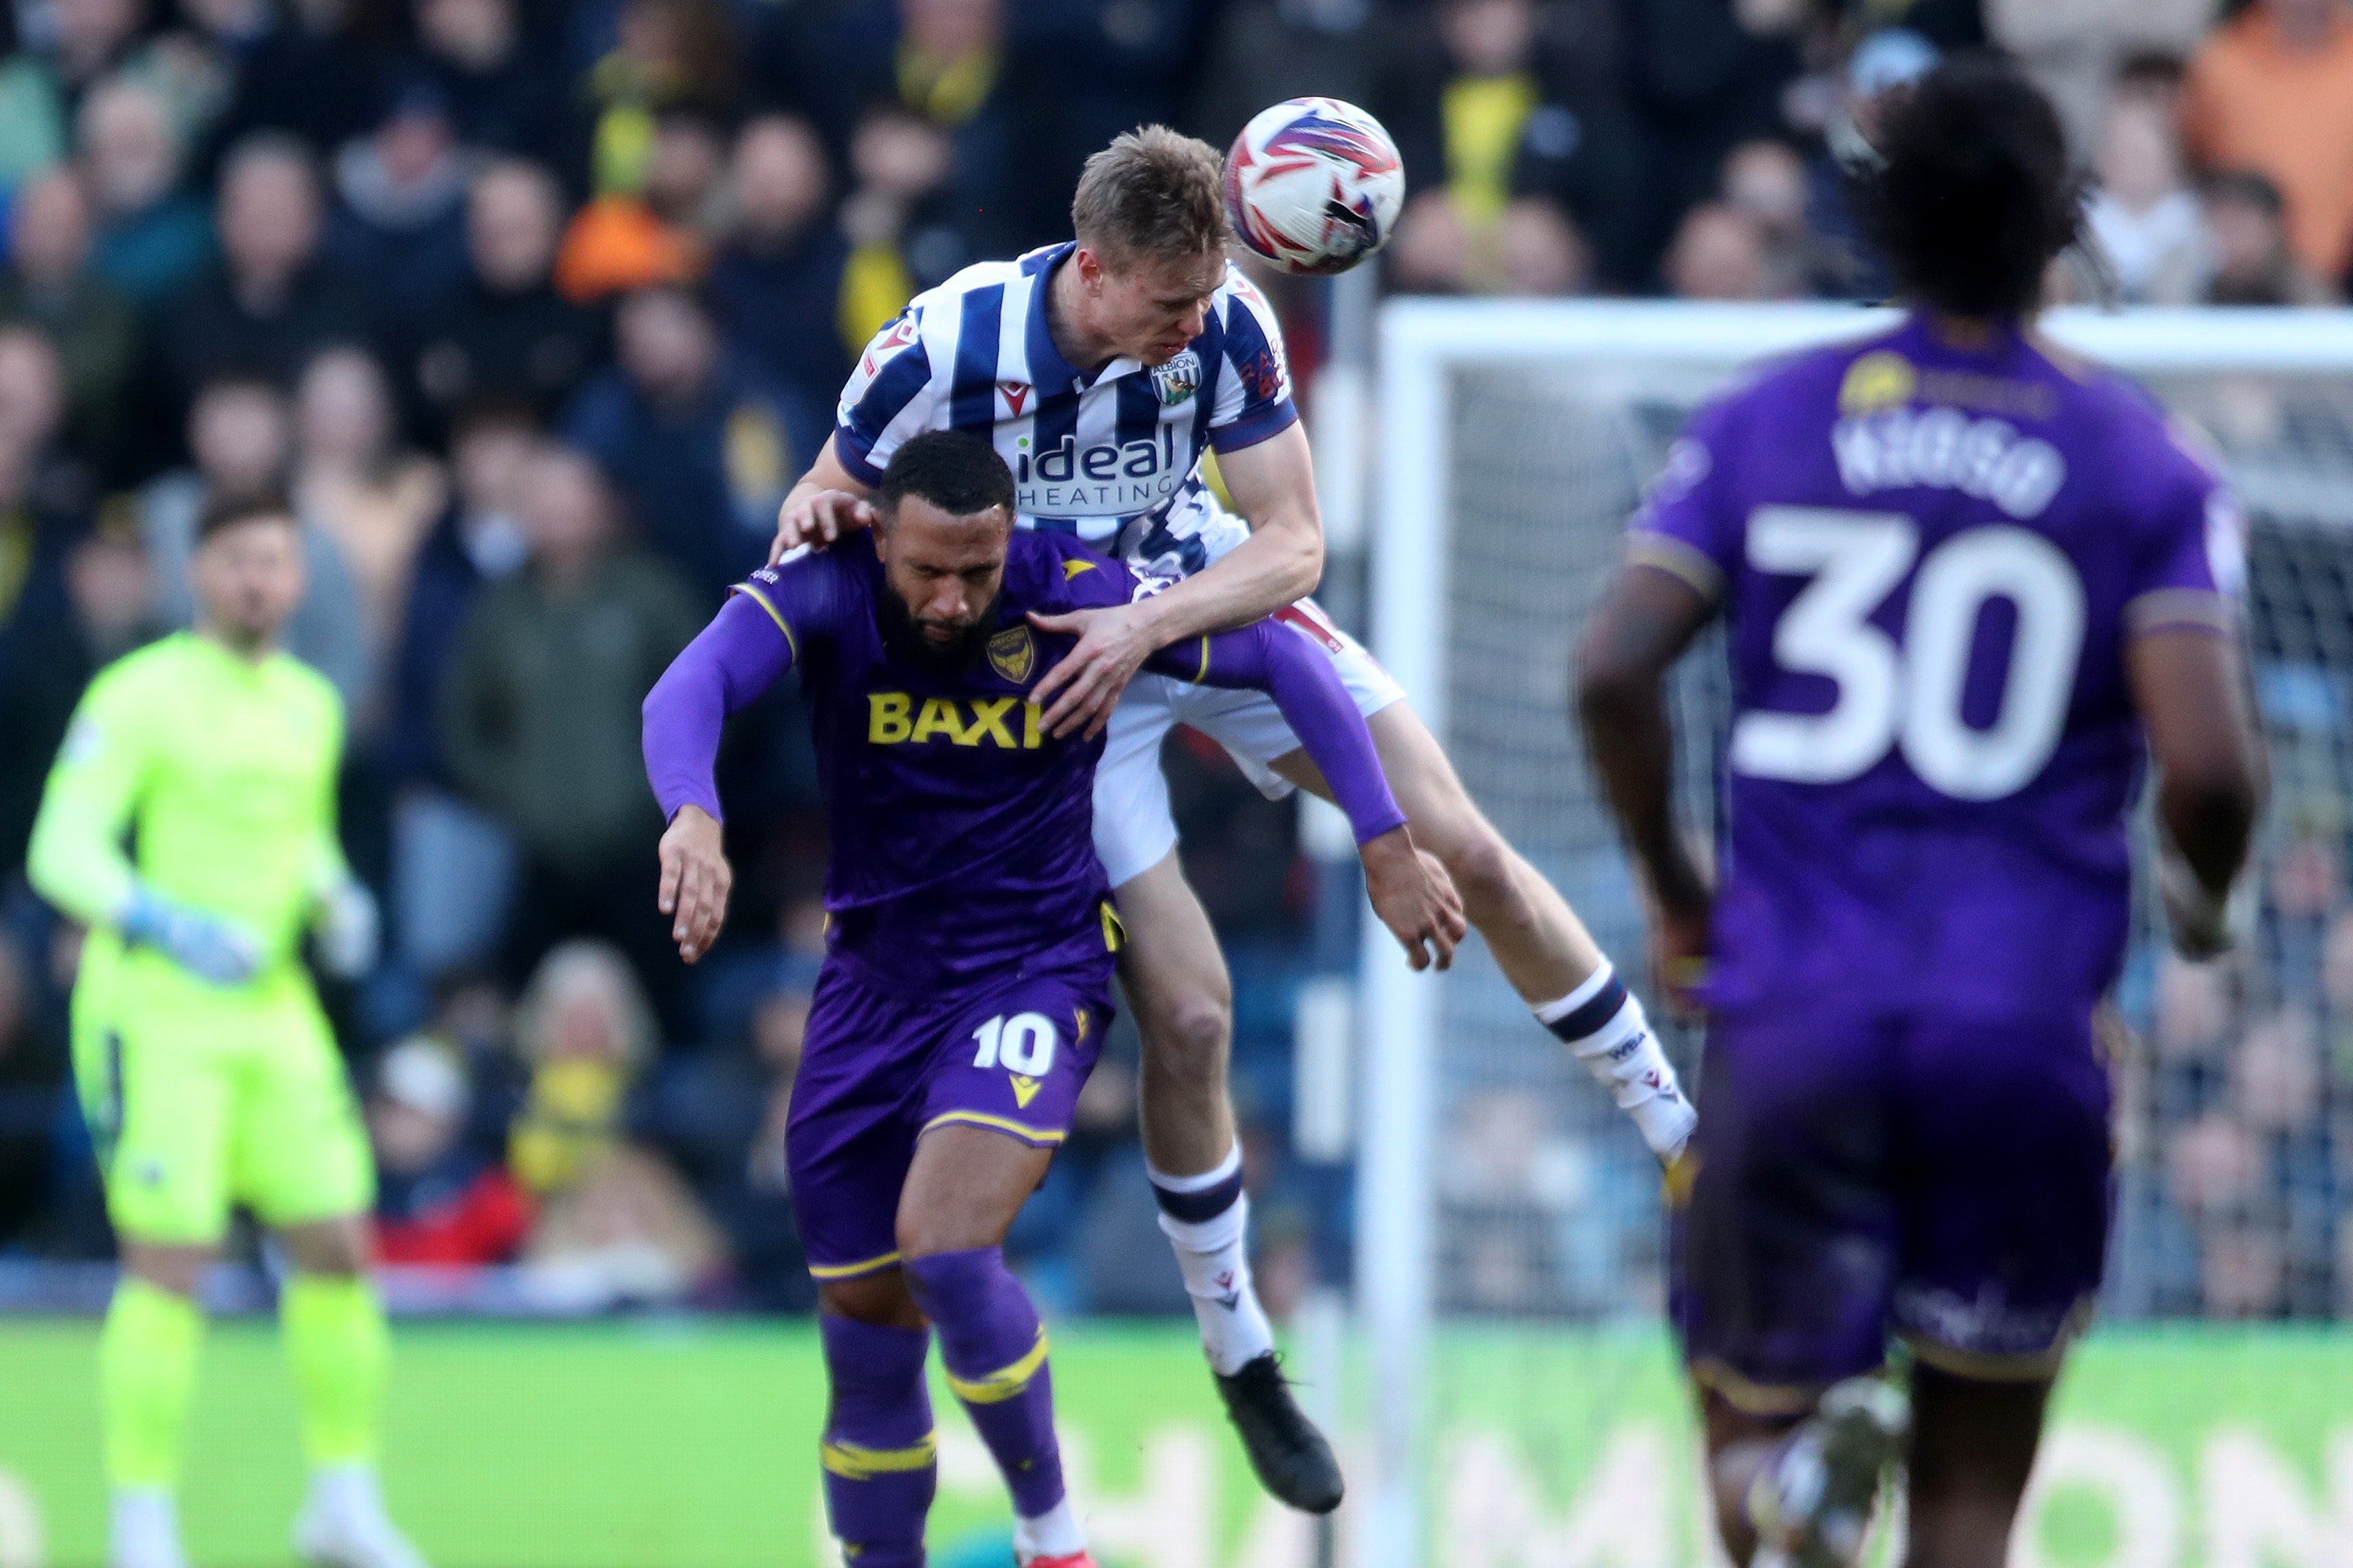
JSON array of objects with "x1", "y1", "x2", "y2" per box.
[{"x1": 1070, "y1": 125, "x2": 1228, "y2": 268}]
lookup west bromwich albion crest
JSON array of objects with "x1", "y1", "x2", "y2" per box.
[
  {"x1": 988, "y1": 625, "x2": 1036, "y2": 683},
  {"x1": 1150, "y1": 350, "x2": 1202, "y2": 408}
]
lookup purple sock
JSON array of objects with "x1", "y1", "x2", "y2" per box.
[
  {"x1": 904, "y1": 1247, "x2": 1066, "y2": 1522},
  {"x1": 819, "y1": 1314, "x2": 934, "y2": 1567}
]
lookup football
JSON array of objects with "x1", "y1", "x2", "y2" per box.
[{"x1": 1223, "y1": 97, "x2": 1406, "y2": 276}]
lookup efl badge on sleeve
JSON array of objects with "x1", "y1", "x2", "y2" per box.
[{"x1": 988, "y1": 625, "x2": 1036, "y2": 684}]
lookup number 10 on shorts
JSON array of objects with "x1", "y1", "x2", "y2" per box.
[{"x1": 971, "y1": 1013, "x2": 1059, "y2": 1075}]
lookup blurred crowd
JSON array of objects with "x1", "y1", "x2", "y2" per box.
[{"x1": 0, "y1": 0, "x2": 2351, "y2": 1317}]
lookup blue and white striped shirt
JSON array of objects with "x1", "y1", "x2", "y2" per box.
[{"x1": 834, "y1": 243, "x2": 1298, "y2": 579}]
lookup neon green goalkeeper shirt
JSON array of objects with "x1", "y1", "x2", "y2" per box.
[{"x1": 27, "y1": 632, "x2": 347, "y2": 1009}]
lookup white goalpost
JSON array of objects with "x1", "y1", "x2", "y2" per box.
[{"x1": 1350, "y1": 301, "x2": 2353, "y2": 1568}]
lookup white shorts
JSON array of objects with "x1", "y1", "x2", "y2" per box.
[{"x1": 1091, "y1": 600, "x2": 1408, "y2": 889}]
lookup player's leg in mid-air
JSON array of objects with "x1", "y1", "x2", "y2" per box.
[
  {"x1": 1209, "y1": 626, "x2": 1695, "y2": 1165},
  {"x1": 792, "y1": 968, "x2": 1114, "y2": 1566},
  {"x1": 78, "y1": 992, "x2": 423, "y2": 1568},
  {"x1": 1677, "y1": 1010, "x2": 2109, "y2": 1568},
  {"x1": 1090, "y1": 683, "x2": 1346, "y2": 1513}
]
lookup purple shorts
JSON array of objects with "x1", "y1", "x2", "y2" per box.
[
  {"x1": 787, "y1": 958, "x2": 1114, "y2": 1282},
  {"x1": 1673, "y1": 1009, "x2": 2112, "y2": 1412}
]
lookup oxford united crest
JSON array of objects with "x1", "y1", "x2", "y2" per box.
[
  {"x1": 988, "y1": 625, "x2": 1036, "y2": 683},
  {"x1": 1151, "y1": 349, "x2": 1202, "y2": 407}
]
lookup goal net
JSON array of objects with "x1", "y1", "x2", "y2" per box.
[{"x1": 1350, "y1": 302, "x2": 2353, "y2": 1567}]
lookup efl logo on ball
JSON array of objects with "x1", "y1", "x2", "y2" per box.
[{"x1": 1224, "y1": 97, "x2": 1405, "y2": 277}]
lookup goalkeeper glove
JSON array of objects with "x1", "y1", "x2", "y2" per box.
[{"x1": 119, "y1": 886, "x2": 262, "y2": 986}]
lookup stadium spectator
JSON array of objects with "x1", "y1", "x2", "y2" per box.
[
  {"x1": 147, "y1": 133, "x2": 373, "y2": 466},
  {"x1": 76, "y1": 75, "x2": 214, "y2": 308},
  {"x1": 573, "y1": 0, "x2": 739, "y2": 202},
  {"x1": 563, "y1": 282, "x2": 823, "y2": 598},
  {"x1": 0, "y1": 938, "x2": 60, "y2": 1247},
  {"x1": 383, "y1": 401, "x2": 534, "y2": 979},
  {"x1": 0, "y1": 328, "x2": 89, "y2": 659},
  {"x1": 138, "y1": 371, "x2": 370, "y2": 706},
  {"x1": 2203, "y1": 168, "x2": 2335, "y2": 304},
  {"x1": 2183, "y1": 0, "x2": 2353, "y2": 285},
  {"x1": 508, "y1": 940, "x2": 727, "y2": 1307},
  {"x1": 1496, "y1": 196, "x2": 1592, "y2": 295},
  {"x1": 201, "y1": 0, "x2": 382, "y2": 170},
  {"x1": 438, "y1": 444, "x2": 699, "y2": 1025},
  {"x1": 553, "y1": 109, "x2": 718, "y2": 304},
  {"x1": 1387, "y1": 189, "x2": 1476, "y2": 293},
  {"x1": 1798, "y1": 28, "x2": 1942, "y2": 300},
  {"x1": 0, "y1": 517, "x2": 156, "y2": 877},
  {"x1": 706, "y1": 116, "x2": 853, "y2": 403},
  {"x1": 369, "y1": 1035, "x2": 535, "y2": 1268},
  {"x1": 1189, "y1": 0, "x2": 1389, "y2": 151},
  {"x1": 292, "y1": 345, "x2": 447, "y2": 726},
  {"x1": 323, "y1": 81, "x2": 474, "y2": 333},
  {"x1": 408, "y1": 0, "x2": 565, "y2": 166},
  {"x1": 408, "y1": 159, "x2": 605, "y2": 438},
  {"x1": 835, "y1": 104, "x2": 968, "y2": 332},
  {"x1": 1663, "y1": 200, "x2": 1782, "y2": 299},
  {"x1": 2086, "y1": 93, "x2": 2208, "y2": 304},
  {"x1": 1986, "y1": 0, "x2": 2218, "y2": 158},
  {"x1": 0, "y1": 170, "x2": 137, "y2": 477},
  {"x1": 0, "y1": 0, "x2": 147, "y2": 187},
  {"x1": 1720, "y1": 139, "x2": 1835, "y2": 297}
]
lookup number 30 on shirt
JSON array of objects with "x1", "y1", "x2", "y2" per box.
[{"x1": 1729, "y1": 507, "x2": 2086, "y2": 801}]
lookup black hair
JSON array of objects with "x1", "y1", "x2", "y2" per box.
[
  {"x1": 196, "y1": 486, "x2": 297, "y2": 544},
  {"x1": 876, "y1": 430, "x2": 1016, "y2": 522},
  {"x1": 1851, "y1": 53, "x2": 2081, "y2": 319}
]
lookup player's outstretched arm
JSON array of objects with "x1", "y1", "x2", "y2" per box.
[
  {"x1": 2128, "y1": 628, "x2": 2265, "y2": 957},
  {"x1": 769, "y1": 435, "x2": 880, "y2": 561},
  {"x1": 1576, "y1": 564, "x2": 1720, "y2": 1013},
  {"x1": 1029, "y1": 423, "x2": 1326, "y2": 741},
  {"x1": 642, "y1": 592, "x2": 804, "y2": 961},
  {"x1": 1154, "y1": 615, "x2": 1467, "y2": 970}
]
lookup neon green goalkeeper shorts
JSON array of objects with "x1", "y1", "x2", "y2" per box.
[{"x1": 71, "y1": 975, "x2": 374, "y2": 1245}]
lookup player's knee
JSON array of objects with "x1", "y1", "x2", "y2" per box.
[
  {"x1": 1140, "y1": 992, "x2": 1231, "y2": 1086},
  {"x1": 820, "y1": 1273, "x2": 925, "y2": 1329}
]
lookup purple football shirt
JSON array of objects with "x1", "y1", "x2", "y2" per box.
[
  {"x1": 643, "y1": 528, "x2": 1405, "y2": 994},
  {"x1": 1629, "y1": 313, "x2": 2243, "y2": 1018}
]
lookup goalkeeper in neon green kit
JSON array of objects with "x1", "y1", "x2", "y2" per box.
[{"x1": 29, "y1": 490, "x2": 427, "y2": 1568}]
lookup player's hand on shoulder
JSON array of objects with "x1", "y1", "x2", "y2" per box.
[
  {"x1": 1028, "y1": 601, "x2": 1159, "y2": 741},
  {"x1": 1361, "y1": 828, "x2": 1467, "y2": 972},
  {"x1": 772, "y1": 484, "x2": 877, "y2": 563},
  {"x1": 657, "y1": 803, "x2": 733, "y2": 963},
  {"x1": 120, "y1": 886, "x2": 263, "y2": 987}
]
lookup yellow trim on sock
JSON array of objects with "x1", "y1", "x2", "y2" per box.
[
  {"x1": 947, "y1": 1327, "x2": 1049, "y2": 1404},
  {"x1": 808, "y1": 1250, "x2": 903, "y2": 1280},
  {"x1": 921, "y1": 1110, "x2": 1065, "y2": 1145},
  {"x1": 821, "y1": 1433, "x2": 938, "y2": 1478}
]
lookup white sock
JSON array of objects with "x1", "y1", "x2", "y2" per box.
[
  {"x1": 1536, "y1": 962, "x2": 1697, "y2": 1162},
  {"x1": 111, "y1": 1487, "x2": 187, "y2": 1568},
  {"x1": 307, "y1": 1461, "x2": 384, "y2": 1518},
  {"x1": 1147, "y1": 1145, "x2": 1277, "y2": 1376},
  {"x1": 1014, "y1": 1496, "x2": 1086, "y2": 1560}
]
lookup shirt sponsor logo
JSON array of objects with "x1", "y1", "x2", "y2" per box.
[
  {"x1": 868, "y1": 693, "x2": 1044, "y2": 748},
  {"x1": 1015, "y1": 427, "x2": 1184, "y2": 513},
  {"x1": 1150, "y1": 350, "x2": 1202, "y2": 407},
  {"x1": 986, "y1": 625, "x2": 1036, "y2": 684},
  {"x1": 1839, "y1": 351, "x2": 1917, "y2": 415},
  {"x1": 1831, "y1": 408, "x2": 2068, "y2": 520}
]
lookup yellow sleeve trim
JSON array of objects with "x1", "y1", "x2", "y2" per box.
[
  {"x1": 821, "y1": 1435, "x2": 938, "y2": 1478},
  {"x1": 945, "y1": 1327, "x2": 1050, "y2": 1404},
  {"x1": 732, "y1": 583, "x2": 799, "y2": 660},
  {"x1": 807, "y1": 1249, "x2": 902, "y2": 1280},
  {"x1": 1192, "y1": 634, "x2": 1211, "y2": 683},
  {"x1": 920, "y1": 1110, "x2": 1067, "y2": 1147},
  {"x1": 1101, "y1": 900, "x2": 1126, "y2": 953},
  {"x1": 1626, "y1": 534, "x2": 1727, "y2": 602}
]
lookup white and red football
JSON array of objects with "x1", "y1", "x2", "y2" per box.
[{"x1": 1223, "y1": 97, "x2": 1406, "y2": 277}]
